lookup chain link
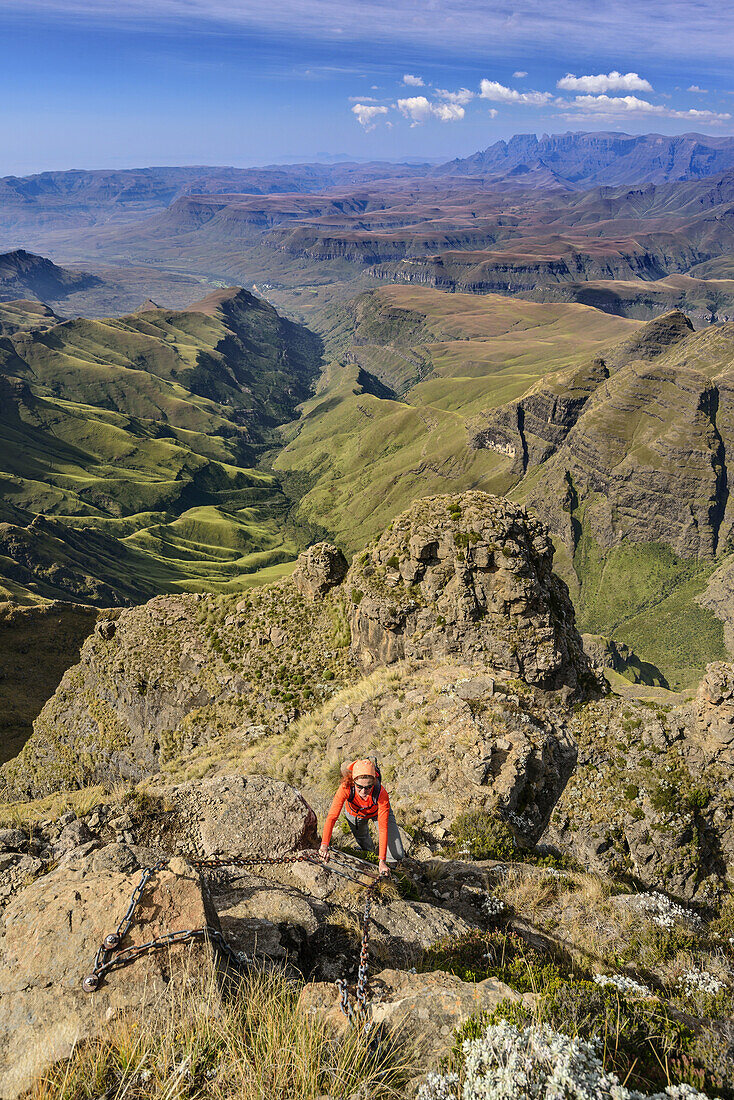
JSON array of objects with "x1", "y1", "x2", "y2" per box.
[{"x1": 81, "y1": 848, "x2": 386, "y2": 1034}]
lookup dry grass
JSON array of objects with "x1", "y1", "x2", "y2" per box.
[
  {"x1": 30, "y1": 963, "x2": 413, "y2": 1100},
  {"x1": 0, "y1": 785, "x2": 109, "y2": 829}
]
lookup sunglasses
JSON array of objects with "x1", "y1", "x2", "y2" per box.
[{"x1": 355, "y1": 780, "x2": 375, "y2": 790}]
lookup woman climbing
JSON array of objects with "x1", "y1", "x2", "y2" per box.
[{"x1": 319, "y1": 759, "x2": 404, "y2": 876}]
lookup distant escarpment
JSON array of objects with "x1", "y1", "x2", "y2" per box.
[
  {"x1": 278, "y1": 286, "x2": 732, "y2": 686},
  {"x1": 0, "y1": 249, "x2": 100, "y2": 302}
]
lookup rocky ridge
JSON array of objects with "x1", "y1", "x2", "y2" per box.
[{"x1": 2, "y1": 493, "x2": 734, "y2": 1096}]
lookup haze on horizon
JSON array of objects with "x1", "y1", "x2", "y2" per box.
[{"x1": 3, "y1": 0, "x2": 734, "y2": 176}]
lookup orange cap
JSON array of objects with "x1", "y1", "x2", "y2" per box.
[{"x1": 352, "y1": 759, "x2": 377, "y2": 780}]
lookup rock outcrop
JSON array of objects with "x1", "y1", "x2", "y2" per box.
[
  {"x1": 300, "y1": 968, "x2": 529, "y2": 1066},
  {"x1": 686, "y1": 661, "x2": 734, "y2": 764},
  {"x1": 0, "y1": 491, "x2": 594, "y2": 801},
  {"x1": 346, "y1": 492, "x2": 594, "y2": 693},
  {"x1": 0, "y1": 860, "x2": 219, "y2": 1099},
  {"x1": 545, "y1": 682, "x2": 734, "y2": 900},
  {"x1": 0, "y1": 581, "x2": 358, "y2": 800},
  {"x1": 292, "y1": 542, "x2": 348, "y2": 599},
  {"x1": 151, "y1": 774, "x2": 319, "y2": 858}
]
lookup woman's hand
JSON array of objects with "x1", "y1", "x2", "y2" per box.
[
  {"x1": 319, "y1": 844, "x2": 330, "y2": 862},
  {"x1": 378, "y1": 859, "x2": 390, "y2": 876}
]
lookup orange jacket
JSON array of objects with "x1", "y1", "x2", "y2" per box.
[{"x1": 322, "y1": 783, "x2": 391, "y2": 861}]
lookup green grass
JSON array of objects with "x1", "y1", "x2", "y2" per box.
[
  {"x1": 0, "y1": 289, "x2": 321, "y2": 603},
  {"x1": 275, "y1": 289, "x2": 635, "y2": 553},
  {"x1": 29, "y1": 964, "x2": 412, "y2": 1100},
  {"x1": 572, "y1": 531, "x2": 726, "y2": 689}
]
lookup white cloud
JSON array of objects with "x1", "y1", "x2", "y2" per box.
[
  {"x1": 432, "y1": 102, "x2": 465, "y2": 122},
  {"x1": 479, "y1": 79, "x2": 551, "y2": 105},
  {"x1": 348, "y1": 95, "x2": 380, "y2": 102},
  {"x1": 557, "y1": 70, "x2": 653, "y2": 92},
  {"x1": 687, "y1": 84, "x2": 708, "y2": 93},
  {"x1": 402, "y1": 73, "x2": 424, "y2": 86},
  {"x1": 351, "y1": 102, "x2": 389, "y2": 129},
  {"x1": 397, "y1": 95, "x2": 433, "y2": 124},
  {"x1": 488, "y1": 108, "x2": 499, "y2": 118},
  {"x1": 513, "y1": 70, "x2": 528, "y2": 78},
  {"x1": 397, "y1": 95, "x2": 464, "y2": 125},
  {"x1": 569, "y1": 93, "x2": 730, "y2": 122},
  {"x1": 435, "y1": 86, "x2": 475, "y2": 105}
]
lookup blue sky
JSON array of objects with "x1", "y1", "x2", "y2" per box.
[{"x1": 3, "y1": 0, "x2": 733, "y2": 175}]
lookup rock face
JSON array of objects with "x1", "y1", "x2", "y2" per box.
[
  {"x1": 581, "y1": 633, "x2": 667, "y2": 688},
  {"x1": 292, "y1": 542, "x2": 348, "y2": 599},
  {"x1": 0, "y1": 861, "x2": 219, "y2": 1099},
  {"x1": 545, "y1": 685, "x2": 734, "y2": 900},
  {"x1": 688, "y1": 662, "x2": 734, "y2": 763},
  {"x1": 300, "y1": 968, "x2": 528, "y2": 1066},
  {"x1": 274, "y1": 664, "x2": 578, "y2": 845},
  {"x1": 0, "y1": 581, "x2": 358, "y2": 800},
  {"x1": 346, "y1": 492, "x2": 594, "y2": 693},
  {"x1": 0, "y1": 599, "x2": 98, "y2": 766},
  {"x1": 154, "y1": 774, "x2": 319, "y2": 858}
]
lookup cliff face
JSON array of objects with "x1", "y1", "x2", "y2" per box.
[
  {"x1": 0, "y1": 601, "x2": 98, "y2": 764},
  {"x1": 345, "y1": 492, "x2": 594, "y2": 693}
]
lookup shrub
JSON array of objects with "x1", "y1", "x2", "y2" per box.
[
  {"x1": 416, "y1": 1020, "x2": 710, "y2": 1100},
  {"x1": 419, "y1": 930, "x2": 568, "y2": 995},
  {"x1": 448, "y1": 811, "x2": 516, "y2": 861}
]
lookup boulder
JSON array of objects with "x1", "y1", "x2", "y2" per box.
[
  {"x1": 345, "y1": 492, "x2": 594, "y2": 693},
  {"x1": 302, "y1": 664, "x2": 577, "y2": 842},
  {"x1": 154, "y1": 774, "x2": 319, "y2": 858},
  {"x1": 299, "y1": 967, "x2": 528, "y2": 1066},
  {"x1": 292, "y1": 542, "x2": 349, "y2": 600},
  {"x1": 0, "y1": 862, "x2": 219, "y2": 1099}
]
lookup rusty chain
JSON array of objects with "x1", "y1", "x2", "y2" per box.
[
  {"x1": 81, "y1": 849, "x2": 387, "y2": 1034},
  {"x1": 335, "y1": 874, "x2": 381, "y2": 1035}
]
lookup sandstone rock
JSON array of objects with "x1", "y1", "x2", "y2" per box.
[
  {"x1": 303, "y1": 664, "x2": 577, "y2": 843},
  {"x1": 52, "y1": 818, "x2": 93, "y2": 856},
  {"x1": 292, "y1": 543, "x2": 348, "y2": 599},
  {"x1": 299, "y1": 967, "x2": 527, "y2": 1066},
  {"x1": 154, "y1": 774, "x2": 319, "y2": 858},
  {"x1": 0, "y1": 862, "x2": 219, "y2": 1099},
  {"x1": 688, "y1": 661, "x2": 734, "y2": 762},
  {"x1": 1, "y1": 584, "x2": 357, "y2": 799},
  {"x1": 581, "y1": 634, "x2": 666, "y2": 688},
  {"x1": 345, "y1": 491, "x2": 594, "y2": 693}
]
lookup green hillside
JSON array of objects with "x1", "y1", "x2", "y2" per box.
[
  {"x1": 275, "y1": 287, "x2": 638, "y2": 550},
  {"x1": 276, "y1": 286, "x2": 731, "y2": 687},
  {"x1": 0, "y1": 288, "x2": 321, "y2": 604}
]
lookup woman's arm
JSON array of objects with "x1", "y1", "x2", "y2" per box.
[
  {"x1": 320, "y1": 786, "x2": 347, "y2": 850},
  {"x1": 376, "y1": 788, "x2": 390, "y2": 863}
]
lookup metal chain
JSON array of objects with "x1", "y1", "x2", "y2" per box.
[
  {"x1": 334, "y1": 875, "x2": 383, "y2": 1036},
  {"x1": 81, "y1": 847, "x2": 386, "y2": 1034}
]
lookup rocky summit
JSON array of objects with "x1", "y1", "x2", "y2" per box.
[{"x1": 345, "y1": 491, "x2": 594, "y2": 692}]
